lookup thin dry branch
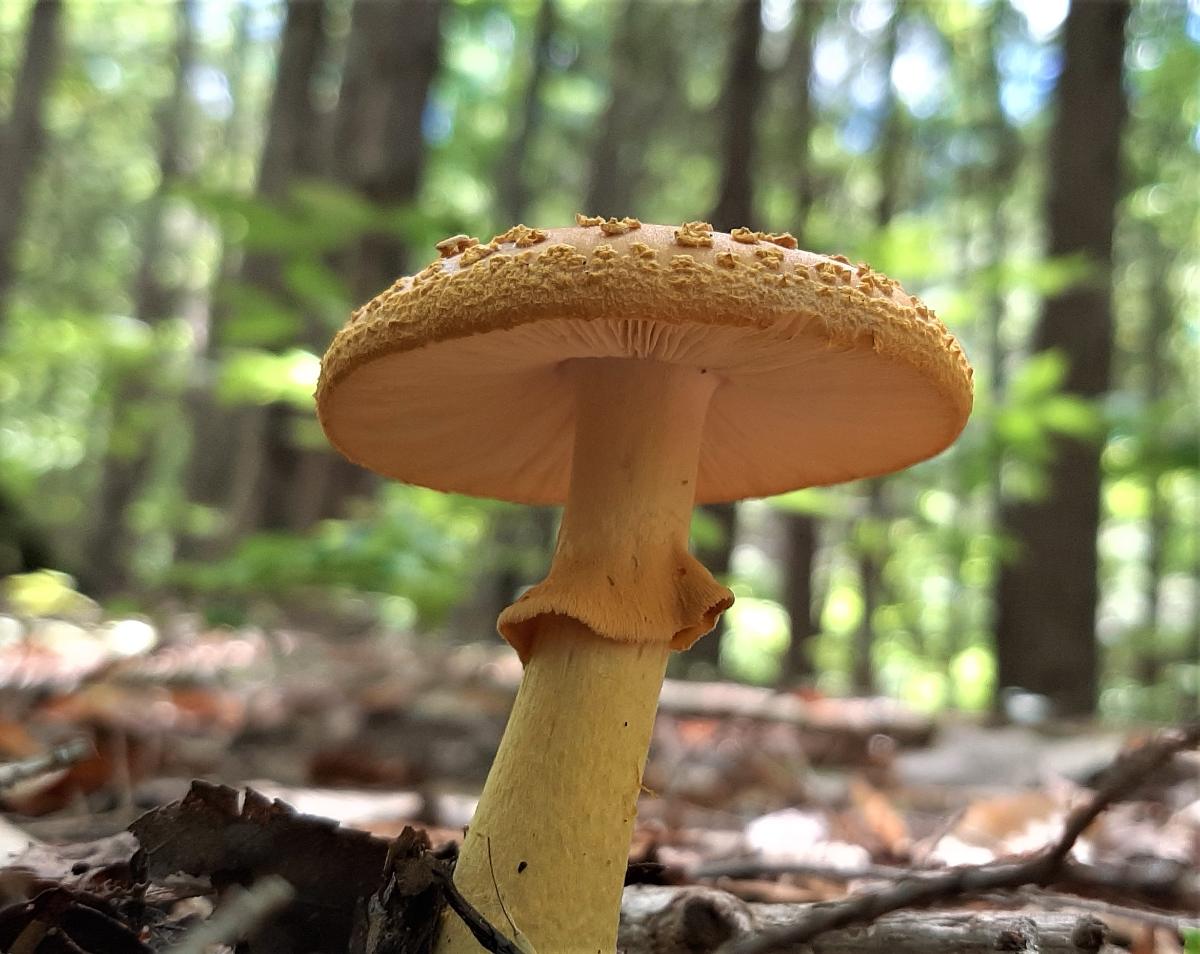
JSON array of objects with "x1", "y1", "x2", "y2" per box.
[
  {"x1": 720, "y1": 722, "x2": 1200, "y2": 954},
  {"x1": 432, "y1": 866, "x2": 526, "y2": 954},
  {"x1": 0, "y1": 739, "x2": 92, "y2": 791}
]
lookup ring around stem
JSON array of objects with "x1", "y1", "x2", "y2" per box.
[{"x1": 435, "y1": 358, "x2": 730, "y2": 953}]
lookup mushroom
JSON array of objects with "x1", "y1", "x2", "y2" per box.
[{"x1": 316, "y1": 219, "x2": 973, "y2": 953}]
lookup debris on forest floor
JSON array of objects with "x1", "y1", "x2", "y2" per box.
[{"x1": 0, "y1": 607, "x2": 1197, "y2": 952}]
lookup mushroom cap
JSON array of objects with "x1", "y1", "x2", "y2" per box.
[{"x1": 317, "y1": 220, "x2": 973, "y2": 505}]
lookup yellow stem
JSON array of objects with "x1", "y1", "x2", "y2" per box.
[{"x1": 436, "y1": 359, "x2": 725, "y2": 954}]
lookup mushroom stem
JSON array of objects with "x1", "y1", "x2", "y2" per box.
[{"x1": 437, "y1": 359, "x2": 724, "y2": 954}]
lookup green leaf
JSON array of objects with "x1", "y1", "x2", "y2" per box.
[
  {"x1": 1009, "y1": 351, "x2": 1068, "y2": 402},
  {"x1": 282, "y1": 258, "x2": 350, "y2": 314},
  {"x1": 1040, "y1": 394, "x2": 1101, "y2": 439},
  {"x1": 219, "y1": 283, "x2": 302, "y2": 348},
  {"x1": 216, "y1": 348, "x2": 319, "y2": 408}
]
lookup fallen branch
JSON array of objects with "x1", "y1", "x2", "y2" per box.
[
  {"x1": 0, "y1": 739, "x2": 92, "y2": 791},
  {"x1": 993, "y1": 888, "x2": 1200, "y2": 938},
  {"x1": 620, "y1": 886, "x2": 1113, "y2": 954},
  {"x1": 431, "y1": 866, "x2": 526, "y2": 954},
  {"x1": 693, "y1": 856, "x2": 1193, "y2": 907},
  {"x1": 719, "y1": 721, "x2": 1200, "y2": 954}
]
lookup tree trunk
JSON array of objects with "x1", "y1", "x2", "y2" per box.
[
  {"x1": 1136, "y1": 241, "x2": 1172, "y2": 690},
  {"x1": 292, "y1": 0, "x2": 444, "y2": 527},
  {"x1": 995, "y1": 0, "x2": 1130, "y2": 717},
  {"x1": 0, "y1": 0, "x2": 64, "y2": 574},
  {"x1": 175, "y1": 0, "x2": 257, "y2": 562},
  {"x1": 83, "y1": 0, "x2": 197, "y2": 595},
  {"x1": 778, "y1": 0, "x2": 822, "y2": 686},
  {"x1": 706, "y1": 0, "x2": 764, "y2": 234},
  {"x1": 496, "y1": 0, "x2": 556, "y2": 225},
  {"x1": 690, "y1": 0, "x2": 765, "y2": 673},
  {"x1": 851, "y1": 9, "x2": 904, "y2": 696},
  {"x1": 132, "y1": 0, "x2": 197, "y2": 323},
  {"x1": 584, "y1": 0, "x2": 639, "y2": 217},
  {"x1": 584, "y1": 0, "x2": 682, "y2": 218},
  {"x1": 210, "y1": 0, "x2": 333, "y2": 546},
  {"x1": 257, "y1": 0, "x2": 328, "y2": 200},
  {"x1": 782, "y1": 509, "x2": 818, "y2": 681},
  {"x1": 0, "y1": 0, "x2": 63, "y2": 318}
]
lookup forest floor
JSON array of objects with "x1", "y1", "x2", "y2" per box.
[{"x1": 0, "y1": 599, "x2": 1196, "y2": 953}]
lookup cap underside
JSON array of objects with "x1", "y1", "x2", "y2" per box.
[
  {"x1": 321, "y1": 316, "x2": 965, "y2": 505},
  {"x1": 317, "y1": 222, "x2": 973, "y2": 504}
]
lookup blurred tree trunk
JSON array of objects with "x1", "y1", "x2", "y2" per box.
[
  {"x1": 0, "y1": 0, "x2": 63, "y2": 573},
  {"x1": 177, "y1": 0, "x2": 328, "y2": 559},
  {"x1": 497, "y1": 0, "x2": 556, "y2": 225},
  {"x1": 289, "y1": 0, "x2": 444, "y2": 527},
  {"x1": 778, "y1": 0, "x2": 822, "y2": 685},
  {"x1": 1191, "y1": 489, "x2": 1200, "y2": 715},
  {"x1": 995, "y1": 0, "x2": 1130, "y2": 717},
  {"x1": 132, "y1": 0, "x2": 197, "y2": 323},
  {"x1": 691, "y1": 0, "x2": 764, "y2": 673},
  {"x1": 0, "y1": 0, "x2": 63, "y2": 319},
  {"x1": 852, "y1": 8, "x2": 904, "y2": 696},
  {"x1": 176, "y1": 0, "x2": 259, "y2": 561},
  {"x1": 221, "y1": 0, "x2": 334, "y2": 541},
  {"x1": 981, "y1": 2, "x2": 1020, "y2": 520},
  {"x1": 84, "y1": 0, "x2": 197, "y2": 594},
  {"x1": 584, "y1": 0, "x2": 678, "y2": 217},
  {"x1": 1136, "y1": 235, "x2": 1173, "y2": 690}
]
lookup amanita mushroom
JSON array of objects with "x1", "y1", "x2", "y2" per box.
[{"x1": 316, "y1": 219, "x2": 973, "y2": 953}]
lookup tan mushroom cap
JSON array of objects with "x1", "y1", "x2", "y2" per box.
[{"x1": 317, "y1": 219, "x2": 973, "y2": 504}]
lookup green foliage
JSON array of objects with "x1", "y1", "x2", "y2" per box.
[
  {"x1": 216, "y1": 348, "x2": 319, "y2": 408},
  {"x1": 183, "y1": 485, "x2": 490, "y2": 629}
]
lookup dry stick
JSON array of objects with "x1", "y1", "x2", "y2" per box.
[
  {"x1": 431, "y1": 865, "x2": 526, "y2": 954},
  {"x1": 0, "y1": 739, "x2": 93, "y2": 791},
  {"x1": 722, "y1": 721, "x2": 1200, "y2": 954},
  {"x1": 163, "y1": 875, "x2": 295, "y2": 954},
  {"x1": 997, "y1": 888, "x2": 1200, "y2": 937}
]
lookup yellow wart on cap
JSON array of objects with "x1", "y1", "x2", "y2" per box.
[
  {"x1": 495, "y1": 224, "x2": 549, "y2": 247},
  {"x1": 674, "y1": 220, "x2": 714, "y2": 248},
  {"x1": 599, "y1": 216, "x2": 641, "y2": 235},
  {"x1": 435, "y1": 234, "x2": 479, "y2": 258}
]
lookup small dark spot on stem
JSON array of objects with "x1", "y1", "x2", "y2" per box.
[
  {"x1": 676, "y1": 566, "x2": 687, "y2": 577},
  {"x1": 700, "y1": 368, "x2": 708, "y2": 374},
  {"x1": 517, "y1": 861, "x2": 528, "y2": 874},
  {"x1": 681, "y1": 479, "x2": 689, "y2": 486},
  {"x1": 606, "y1": 575, "x2": 615, "y2": 586},
  {"x1": 623, "y1": 721, "x2": 629, "y2": 727}
]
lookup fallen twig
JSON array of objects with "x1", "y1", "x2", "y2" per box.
[
  {"x1": 620, "y1": 886, "x2": 1113, "y2": 954},
  {"x1": 720, "y1": 721, "x2": 1200, "y2": 954},
  {"x1": 694, "y1": 855, "x2": 1192, "y2": 905},
  {"x1": 996, "y1": 887, "x2": 1200, "y2": 937},
  {"x1": 0, "y1": 739, "x2": 92, "y2": 791},
  {"x1": 163, "y1": 875, "x2": 295, "y2": 954},
  {"x1": 431, "y1": 866, "x2": 527, "y2": 954}
]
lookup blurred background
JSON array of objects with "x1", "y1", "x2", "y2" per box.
[{"x1": 0, "y1": 0, "x2": 1197, "y2": 728}]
